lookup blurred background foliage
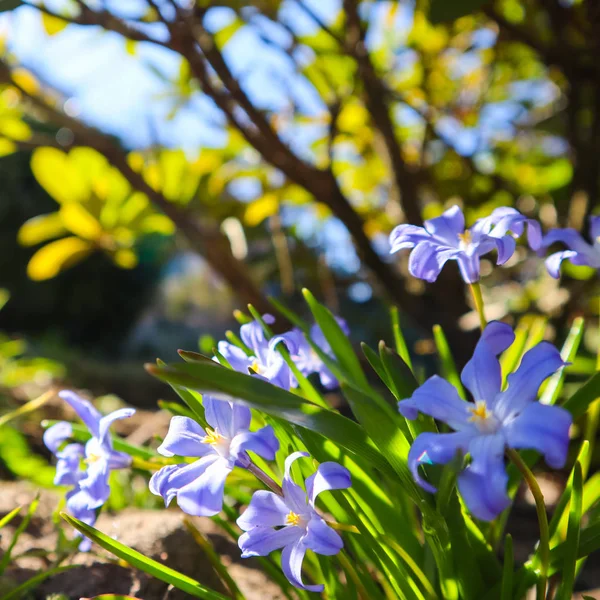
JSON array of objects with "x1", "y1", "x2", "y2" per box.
[{"x1": 0, "y1": 0, "x2": 599, "y2": 406}]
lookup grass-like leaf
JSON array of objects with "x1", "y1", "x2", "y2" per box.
[
  {"x1": 60, "y1": 513, "x2": 228, "y2": 599},
  {"x1": 555, "y1": 462, "x2": 583, "y2": 599},
  {"x1": 147, "y1": 361, "x2": 396, "y2": 479},
  {"x1": 302, "y1": 288, "x2": 368, "y2": 388}
]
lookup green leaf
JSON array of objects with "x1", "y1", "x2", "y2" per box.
[
  {"x1": 433, "y1": 325, "x2": 465, "y2": 399},
  {"x1": 0, "y1": 505, "x2": 21, "y2": 530},
  {"x1": 60, "y1": 513, "x2": 228, "y2": 599},
  {"x1": 540, "y1": 316, "x2": 584, "y2": 405},
  {"x1": 147, "y1": 361, "x2": 396, "y2": 479},
  {"x1": 390, "y1": 306, "x2": 413, "y2": 370},
  {"x1": 555, "y1": 463, "x2": 582, "y2": 599},
  {"x1": 562, "y1": 371, "x2": 600, "y2": 419},
  {"x1": 429, "y1": 0, "x2": 491, "y2": 23},
  {"x1": 302, "y1": 288, "x2": 368, "y2": 388},
  {"x1": 378, "y1": 342, "x2": 419, "y2": 401},
  {"x1": 361, "y1": 342, "x2": 392, "y2": 390},
  {"x1": 341, "y1": 383, "x2": 421, "y2": 502},
  {"x1": 500, "y1": 535, "x2": 513, "y2": 600},
  {"x1": 0, "y1": 497, "x2": 38, "y2": 575}
]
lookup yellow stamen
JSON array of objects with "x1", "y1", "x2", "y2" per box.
[
  {"x1": 458, "y1": 230, "x2": 472, "y2": 245},
  {"x1": 285, "y1": 511, "x2": 301, "y2": 526},
  {"x1": 250, "y1": 360, "x2": 262, "y2": 375},
  {"x1": 85, "y1": 453, "x2": 102, "y2": 464},
  {"x1": 469, "y1": 400, "x2": 491, "y2": 422},
  {"x1": 202, "y1": 428, "x2": 224, "y2": 445}
]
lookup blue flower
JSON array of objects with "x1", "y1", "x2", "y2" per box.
[
  {"x1": 398, "y1": 322, "x2": 571, "y2": 521},
  {"x1": 44, "y1": 392, "x2": 135, "y2": 550},
  {"x1": 150, "y1": 397, "x2": 279, "y2": 517},
  {"x1": 389, "y1": 205, "x2": 541, "y2": 283},
  {"x1": 237, "y1": 451, "x2": 351, "y2": 592},
  {"x1": 218, "y1": 314, "x2": 294, "y2": 390},
  {"x1": 542, "y1": 216, "x2": 600, "y2": 278},
  {"x1": 277, "y1": 319, "x2": 349, "y2": 390}
]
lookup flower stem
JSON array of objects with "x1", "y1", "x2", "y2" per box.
[
  {"x1": 469, "y1": 282, "x2": 487, "y2": 331},
  {"x1": 247, "y1": 462, "x2": 283, "y2": 496},
  {"x1": 507, "y1": 449, "x2": 549, "y2": 600}
]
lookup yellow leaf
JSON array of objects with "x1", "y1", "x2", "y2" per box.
[
  {"x1": 244, "y1": 193, "x2": 278, "y2": 226},
  {"x1": 27, "y1": 237, "x2": 93, "y2": 281},
  {"x1": 140, "y1": 214, "x2": 176, "y2": 235},
  {"x1": 11, "y1": 69, "x2": 39, "y2": 95},
  {"x1": 113, "y1": 249, "x2": 138, "y2": 269},
  {"x1": 125, "y1": 39, "x2": 137, "y2": 55},
  {"x1": 0, "y1": 118, "x2": 30, "y2": 141},
  {"x1": 60, "y1": 203, "x2": 103, "y2": 240},
  {"x1": 42, "y1": 12, "x2": 69, "y2": 36},
  {"x1": 0, "y1": 138, "x2": 16, "y2": 157},
  {"x1": 18, "y1": 212, "x2": 67, "y2": 246},
  {"x1": 31, "y1": 148, "x2": 90, "y2": 204}
]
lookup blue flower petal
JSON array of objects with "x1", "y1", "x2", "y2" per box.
[
  {"x1": 78, "y1": 455, "x2": 111, "y2": 509},
  {"x1": 176, "y1": 455, "x2": 232, "y2": 517},
  {"x1": 461, "y1": 321, "x2": 513, "y2": 403},
  {"x1": 456, "y1": 252, "x2": 481, "y2": 283},
  {"x1": 398, "y1": 375, "x2": 471, "y2": 430},
  {"x1": 545, "y1": 250, "x2": 579, "y2": 278},
  {"x1": 98, "y1": 408, "x2": 135, "y2": 449},
  {"x1": 304, "y1": 517, "x2": 343, "y2": 556},
  {"x1": 408, "y1": 241, "x2": 460, "y2": 283},
  {"x1": 543, "y1": 228, "x2": 594, "y2": 254},
  {"x1": 423, "y1": 205, "x2": 465, "y2": 245},
  {"x1": 43, "y1": 421, "x2": 72, "y2": 454},
  {"x1": 305, "y1": 462, "x2": 351, "y2": 507},
  {"x1": 217, "y1": 341, "x2": 253, "y2": 373},
  {"x1": 282, "y1": 452, "x2": 310, "y2": 513},
  {"x1": 238, "y1": 526, "x2": 303, "y2": 558},
  {"x1": 157, "y1": 416, "x2": 212, "y2": 458},
  {"x1": 58, "y1": 390, "x2": 102, "y2": 438},
  {"x1": 281, "y1": 540, "x2": 324, "y2": 592},
  {"x1": 237, "y1": 490, "x2": 290, "y2": 530},
  {"x1": 408, "y1": 431, "x2": 475, "y2": 492},
  {"x1": 590, "y1": 216, "x2": 600, "y2": 241},
  {"x1": 479, "y1": 321, "x2": 515, "y2": 355},
  {"x1": 493, "y1": 342, "x2": 565, "y2": 421},
  {"x1": 457, "y1": 434, "x2": 509, "y2": 521},
  {"x1": 230, "y1": 425, "x2": 279, "y2": 461},
  {"x1": 389, "y1": 224, "x2": 431, "y2": 253},
  {"x1": 204, "y1": 397, "x2": 251, "y2": 438},
  {"x1": 55, "y1": 443, "x2": 84, "y2": 486},
  {"x1": 504, "y1": 403, "x2": 572, "y2": 468}
]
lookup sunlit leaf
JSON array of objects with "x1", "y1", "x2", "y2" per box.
[
  {"x1": 31, "y1": 147, "x2": 90, "y2": 204},
  {"x1": 244, "y1": 193, "x2": 279, "y2": 226},
  {"x1": 27, "y1": 236, "x2": 93, "y2": 280},
  {"x1": 41, "y1": 11, "x2": 69, "y2": 35},
  {"x1": 60, "y1": 203, "x2": 104, "y2": 241},
  {"x1": 17, "y1": 212, "x2": 67, "y2": 246}
]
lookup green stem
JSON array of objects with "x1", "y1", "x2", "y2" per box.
[
  {"x1": 247, "y1": 461, "x2": 283, "y2": 496},
  {"x1": 507, "y1": 449, "x2": 549, "y2": 600},
  {"x1": 469, "y1": 282, "x2": 487, "y2": 331}
]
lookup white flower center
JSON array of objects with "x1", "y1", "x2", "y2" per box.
[
  {"x1": 468, "y1": 400, "x2": 500, "y2": 433},
  {"x1": 202, "y1": 428, "x2": 231, "y2": 457},
  {"x1": 285, "y1": 511, "x2": 309, "y2": 529},
  {"x1": 457, "y1": 230, "x2": 474, "y2": 252}
]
